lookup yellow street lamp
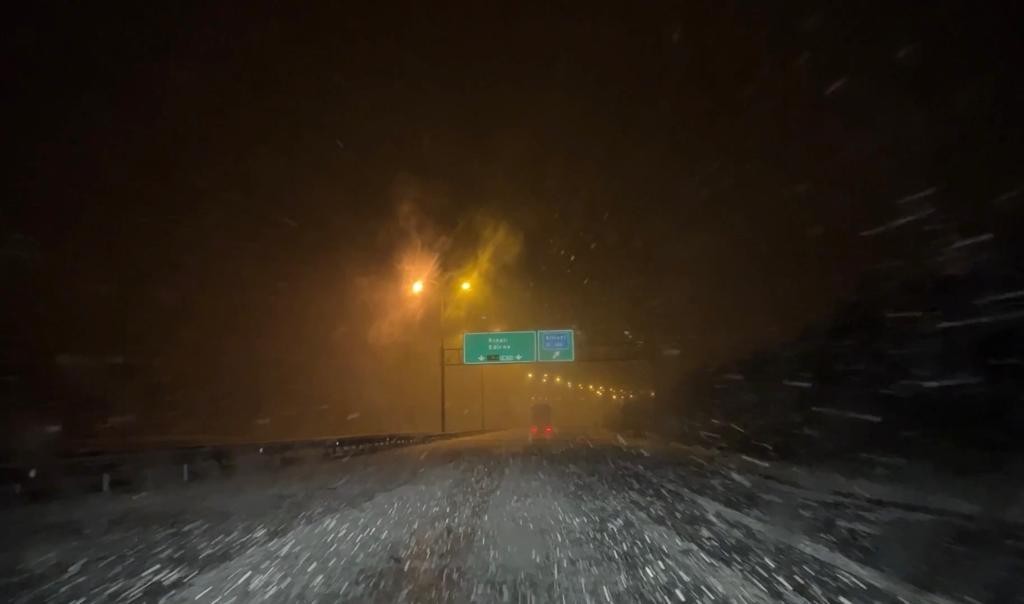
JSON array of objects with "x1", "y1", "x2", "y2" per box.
[
  {"x1": 411, "y1": 279, "x2": 425, "y2": 295},
  {"x1": 460, "y1": 280, "x2": 472, "y2": 292}
]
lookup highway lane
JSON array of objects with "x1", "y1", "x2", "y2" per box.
[{"x1": 2, "y1": 429, "x2": 1019, "y2": 603}]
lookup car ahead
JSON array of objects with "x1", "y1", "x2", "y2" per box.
[{"x1": 529, "y1": 403, "x2": 554, "y2": 440}]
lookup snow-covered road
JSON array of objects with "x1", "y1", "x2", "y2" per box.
[{"x1": 3, "y1": 430, "x2": 1019, "y2": 603}]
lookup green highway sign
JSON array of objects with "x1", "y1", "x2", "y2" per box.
[
  {"x1": 462, "y1": 329, "x2": 575, "y2": 364},
  {"x1": 463, "y1": 331, "x2": 537, "y2": 364},
  {"x1": 538, "y1": 329, "x2": 575, "y2": 362}
]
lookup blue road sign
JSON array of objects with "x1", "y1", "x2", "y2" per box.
[{"x1": 538, "y1": 329, "x2": 575, "y2": 362}]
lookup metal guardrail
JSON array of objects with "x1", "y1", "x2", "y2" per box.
[{"x1": 1, "y1": 430, "x2": 487, "y2": 503}]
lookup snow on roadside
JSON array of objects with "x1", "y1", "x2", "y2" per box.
[{"x1": 671, "y1": 485, "x2": 961, "y2": 604}]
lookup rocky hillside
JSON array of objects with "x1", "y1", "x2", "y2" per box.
[{"x1": 636, "y1": 191, "x2": 1024, "y2": 472}]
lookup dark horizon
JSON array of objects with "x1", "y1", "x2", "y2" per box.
[{"x1": 5, "y1": 3, "x2": 1024, "y2": 444}]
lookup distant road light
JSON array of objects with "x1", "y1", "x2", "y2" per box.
[
  {"x1": 460, "y1": 280, "x2": 472, "y2": 291},
  {"x1": 411, "y1": 280, "x2": 425, "y2": 294},
  {"x1": 527, "y1": 372, "x2": 534, "y2": 379}
]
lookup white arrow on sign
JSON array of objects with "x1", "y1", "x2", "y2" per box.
[
  {"x1": 552, "y1": 350, "x2": 560, "y2": 359},
  {"x1": 515, "y1": 354, "x2": 522, "y2": 360},
  {"x1": 478, "y1": 355, "x2": 485, "y2": 361}
]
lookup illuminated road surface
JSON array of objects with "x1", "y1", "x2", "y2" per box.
[{"x1": 3, "y1": 430, "x2": 1018, "y2": 603}]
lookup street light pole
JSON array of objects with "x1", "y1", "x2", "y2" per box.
[
  {"x1": 440, "y1": 294, "x2": 446, "y2": 433},
  {"x1": 415, "y1": 277, "x2": 470, "y2": 434},
  {"x1": 479, "y1": 366, "x2": 485, "y2": 430}
]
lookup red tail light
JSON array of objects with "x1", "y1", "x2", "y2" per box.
[
  {"x1": 530, "y1": 425, "x2": 538, "y2": 434},
  {"x1": 544, "y1": 425, "x2": 553, "y2": 433}
]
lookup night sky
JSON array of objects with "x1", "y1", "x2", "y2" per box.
[{"x1": 5, "y1": 3, "x2": 1023, "y2": 439}]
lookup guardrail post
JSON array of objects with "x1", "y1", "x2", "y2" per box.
[{"x1": 14, "y1": 432, "x2": 476, "y2": 503}]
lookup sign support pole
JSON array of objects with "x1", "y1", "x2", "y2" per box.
[
  {"x1": 440, "y1": 344, "x2": 446, "y2": 433},
  {"x1": 440, "y1": 296, "x2": 446, "y2": 433}
]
